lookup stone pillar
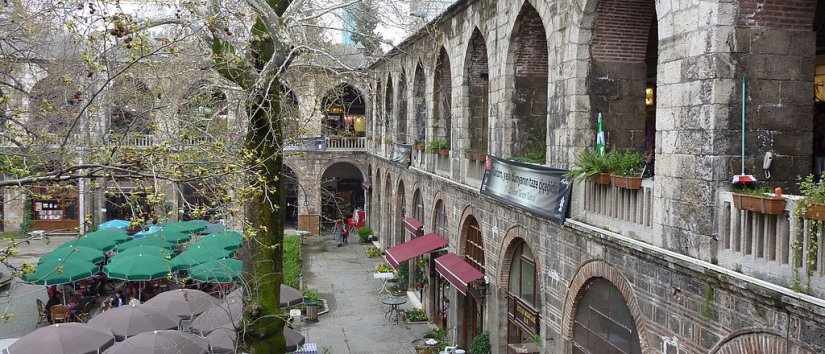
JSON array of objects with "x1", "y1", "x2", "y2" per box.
[{"x1": 3, "y1": 187, "x2": 24, "y2": 232}]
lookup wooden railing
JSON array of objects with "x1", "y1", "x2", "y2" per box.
[
  {"x1": 327, "y1": 137, "x2": 366, "y2": 151},
  {"x1": 570, "y1": 178, "x2": 654, "y2": 241},
  {"x1": 717, "y1": 192, "x2": 825, "y2": 296}
]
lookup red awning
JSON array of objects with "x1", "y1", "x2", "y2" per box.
[
  {"x1": 403, "y1": 217, "x2": 424, "y2": 235},
  {"x1": 385, "y1": 233, "x2": 447, "y2": 269},
  {"x1": 435, "y1": 253, "x2": 484, "y2": 296}
]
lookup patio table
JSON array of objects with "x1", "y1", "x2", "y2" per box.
[
  {"x1": 373, "y1": 272, "x2": 395, "y2": 295},
  {"x1": 381, "y1": 296, "x2": 406, "y2": 325}
]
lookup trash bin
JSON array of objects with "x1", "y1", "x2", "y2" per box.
[{"x1": 304, "y1": 300, "x2": 320, "y2": 322}]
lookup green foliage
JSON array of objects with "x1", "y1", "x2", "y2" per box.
[
  {"x1": 799, "y1": 174, "x2": 825, "y2": 204},
  {"x1": 701, "y1": 285, "x2": 716, "y2": 320},
  {"x1": 427, "y1": 138, "x2": 449, "y2": 152},
  {"x1": 358, "y1": 227, "x2": 373, "y2": 243},
  {"x1": 20, "y1": 198, "x2": 32, "y2": 234},
  {"x1": 365, "y1": 245, "x2": 381, "y2": 258},
  {"x1": 375, "y1": 263, "x2": 393, "y2": 273},
  {"x1": 511, "y1": 149, "x2": 545, "y2": 164},
  {"x1": 733, "y1": 184, "x2": 772, "y2": 197},
  {"x1": 396, "y1": 262, "x2": 409, "y2": 287},
  {"x1": 469, "y1": 333, "x2": 491, "y2": 354},
  {"x1": 405, "y1": 308, "x2": 428, "y2": 322},
  {"x1": 424, "y1": 328, "x2": 449, "y2": 346},
  {"x1": 303, "y1": 288, "x2": 320, "y2": 303},
  {"x1": 283, "y1": 234, "x2": 301, "y2": 288},
  {"x1": 607, "y1": 150, "x2": 645, "y2": 177},
  {"x1": 568, "y1": 149, "x2": 611, "y2": 180}
]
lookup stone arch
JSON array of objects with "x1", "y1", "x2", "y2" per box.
[
  {"x1": 319, "y1": 158, "x2": 367, "y2": 182},
  {"x1": 462, "y1": 27, "x2": 490, "y2": 156},
  {"x1": 710, "y1": 329, "x2": 815, "y2": 354},
  {"x1": 397, "y1": 69, "x2": 408, "y2": 144},
  {"x1": 433, "y1": 46, "x2": 453, "y2": 150},
  {"x1": 496, "y1": 225, "x2": 544, "y2": 352},
  {"x1": 395, "y1": 178, "x2": 406, "y2": 245},
  {"x1": 319, "y1": 161, "x2": 366, "y2": 231},
  {"x1": 503, "y1": 0, "x2": 550, "y2": 163},
  {"x1": 431, "y1": 196, "x2": 449, "y2": 239},
  {"x1": 456, "y1": 204, "x2": 478, "y2": 254},
  {"x1": 383, "y1": 171, "x2": 393, "y2": 246},
  {"x1": 411, "y1": 186, "x2": 425, "y2": 223},
  {"x1": 413, "y1": 61, "x2": 428, "y2": 144},
  {"x1": 385, "y1": 72, "x2": 394, "y2": 139},
  {"x1": 320, "y1": 82, "x2": 366, "y2": 136},
  {"x1": 28, "y1": 75, "x2": 83, "y2": 136},
  {"x1": 560, "y1": 259, "x2": 653, "y2": 353},
  {"x1": 497, "y1": 225, "x2": 542, "y2": 293}
]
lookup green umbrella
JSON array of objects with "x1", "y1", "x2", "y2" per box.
[
  {"x1": 84, "y1": 229, "x2": 130, "y2": 243},
  {"x1": 163, "y1": 220, "x2": 207, "y2": 234},
  {"x1": 117, "y1": 245, "x2": 173, "y2": 259},
  {"x1": 39, "y1": 245, "x2": 104, "y2": 265},
  {"x1": 105, "y1": 253, "x2": 171, "y2": 281},
  {"x1": 72, "y1": 234, "x2": 121, "y2": 251},
  {"x1": 161, "y1": 230, "x2": 192, "y2": 244},
  {"x1": 171, "y1": 244, "x2": 233, "y2": 272},
  {"x1": 116, "y1": 237, "x2": 174, "y2": 252},
  {"x1": 194, "y1": 231, "x2": 242, "y2": 251},
  {"x1": 189, "y1": 258, "x2": 242, "y2": 283},
  {"x1": 24, "y1": 258, "x2": 98, "y2": 285}
]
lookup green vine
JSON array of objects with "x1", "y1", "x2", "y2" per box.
[
  {"x1": 19, "y1": 197, "x2": 33, "y2": 234},
  {"x1": 792, "y1": 175, "x2": 825, "y2": 294}
]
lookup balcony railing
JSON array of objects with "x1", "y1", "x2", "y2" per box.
[
  {"x1": 105, "y1": 133, "x2": 155, "y2": 148},
  {"x1": 717, "y1": 191, "x2": 825, "y2": 296},
  {"x1": 327, "y1": 137, "x2": 366, "y2": 151},
  {"x1": 570, "y1": 178, "x2": 654, "y2": 240},
  {"x1": 0, "y1": 135, "x2": 15, "y2": 148},
  {"x1": 435, "y1": 153, "x2": 450, "y2": 176}
]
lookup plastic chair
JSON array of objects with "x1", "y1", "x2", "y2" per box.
[{"x1": 50, "y1": 304, "x2": 69, "y2": 323}]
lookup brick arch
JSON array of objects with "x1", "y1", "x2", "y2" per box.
[
  {"x1": 318, "y1": 158, "x2": 367, "y2": 184},
  {"x1": 496, "y1": 225, "x2": 542, "y2": 292},
  {"x1": 710, "y1": 329, "x2": 815, "y2": 354},
  {"x1": 410, "y1": 185, "x2": 426, "y2": 227},
  {"x1": 561, "y1": 260, "x2": 653, "y2": 354},
  {"x1": 395, "y1": 178, "x2": 407, "y2": 245},
  {"x1": 430, "y1": 195, "x2": 449, "y2": 238},
  {"x1": 456, "y1": 204, "x2": 478, "y2": 254}
]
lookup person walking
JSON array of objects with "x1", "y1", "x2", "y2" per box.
[
  {"x1": 335, "y1": 219, "x2": 344, "y2": 247},
  {"x1": 342, "y1": 218, "x2": 350, "y2": 245}
]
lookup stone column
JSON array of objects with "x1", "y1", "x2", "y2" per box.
[{"x1": 3, "y1": 187, "x2": 24, "y2": 232}]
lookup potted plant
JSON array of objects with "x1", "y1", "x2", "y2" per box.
[
  {"x1": 126, "y1": 218, "x2": 143, "y2": 235},
  {"x1": 427, "y1": 138, "x2": 449, "y2": 157},
  {"x1": 375, "y1": 263, "x2": 393, "y2": 273},
  {"x1": 303, "y1": 288, "x2": 322, "y2": 322},
  {"x1": 732, "y1": 185, "x2": 786, "y2": 215},
  {"x1": 357, "y1": 227, "x2": 373, "y2": 243},
  {"x1": 469, "y1": 333, "x2": 491, "y2": 354},
  {"x1": 608, "y1": 151, "x2": 645, "y2": 190},
  {"x1": 404, "y1": 309, "x2": 429, "y2": 324},
  {"x1": 798, "y1": 175, "x2": 825, "y2": 221},
  {"x1": 365, "y1": 245, "x2": 381, "y2": 258},
  {"x1": 568, "y1": 149, "x2": 611, "y2": 185},
  {"x1": 413, "y1": 140, "x2": 425, "y2": 151}
]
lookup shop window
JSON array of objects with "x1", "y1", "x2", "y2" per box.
[
  {"x1": 463, "y1": 216, "x2": 484, "y2": 272},
  {"x1": 506, "y1": 240, "x2": 540, "y2": 352},
  {"x1": 572, "y1": 278, "x2": 642, "y2": 354}
]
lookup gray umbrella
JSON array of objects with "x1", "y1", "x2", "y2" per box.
[
  {"x1": 190, "y1": 296, "x2": 243, "y2": 335},
  {"x1": 88, "y1": 304, "x2": 179, "y2": 339},
  {"x1": 205, "y1": 324, "x2": 305, "y2": 353},
  {"x1": 205, "y1": 223, "x2": 226, "y2": 234},
  {"x1": 9, "y1": 322, "x2": 115, "y2": 354},
  {"x1": 144, "y1": 289, "x2": 217, "y2": 319},
  {"x1": 280, "y1": 284, "x2": 303, "y2": 307},
  {"x1": 103, "y1": 330, "x2": 209, "y2": 354}
]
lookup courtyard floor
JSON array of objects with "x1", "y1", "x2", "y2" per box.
[{"x1": 298, "y1": 234, "x2": 430, "y2": 354}]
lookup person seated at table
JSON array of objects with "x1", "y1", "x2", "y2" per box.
[
  {"x1": 66, "y1": 296, "x2": 80, "y2": 321},
  {"x1": 45, "y1": 290, "x2": 62, "y2": 323},
  {"x1": 112, "y1": 291, "x2": 125, "y2": 308}
]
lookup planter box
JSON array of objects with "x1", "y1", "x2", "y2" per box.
[
  {"x1": 805, "y1": 202, "x2": 825, "y2": 221},
  {"x1": 405, "y1": 319, "x2": 429, "y2": 325},
  {"x1": 591, "y1": 173, "x2": 611, "y2": 186},
  {"x1": 437, "y1": 149, "x2": 449, "y2": 157},
  {"x1": 414, "y1": 144, "x2": 425, "y2": 151},
  {"x1": 464, "y1": 151, "x2": 486, "y2": 162},
  {"x1": 732, "y1": 193, "x2": 786, "y2": 215},
  {"x1": 610, "y1": 175, "x2": 642, "y2": 190}
]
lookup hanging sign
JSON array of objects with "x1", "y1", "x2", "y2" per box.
[
  {"x1": 390, "y1": 143, "x2": 412, "y2": 167},
  {"x1": 480, "y1": 155, "x2": 571, "y2": 223}
]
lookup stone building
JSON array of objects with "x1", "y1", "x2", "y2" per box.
[{"x1": 363, "y1": 0, "x2": 825, "y2": 353}]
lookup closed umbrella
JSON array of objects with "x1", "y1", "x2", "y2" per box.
[
  {"x1": 24, "y1": 258, "x2": 98, "y2": 286},
  {"x1": 88, "y1": 304, "x2": 178, "y2": 339},
  {"x1": 116, "y1": 237, "x2": 174, "y2": 252},
  {"x1": 188, "y1": 258, "x2": 242, "y2": 283},
  {"x1": 40, "y1": 245, "x2": 104, "y2": 265},
  {"x1": 99, "y1": 219, "x2": 129, "y2": 230},
  {"x1": 9, "y1": 322, "x2": 115, "y2": 354},
  {"x1": 103, "y1": 330, "x2": 209, "y2": 354},
  {"x1": 190, "y1": 296, "x2": 243, "y2": 335},
  {"x1": 280, "y1": 284, "x2": 303, "y2": 307},
  {"x1": 117, "y1": 245, "x2": 173, "y2": 259},
  {"x1": 171, "y1": 245, "x2": 233, "y2": 272},
  {"x1": 105, "y1": 254, "x2": 171, "y2": 281},
  {"x1": 194, "y1": 231, "x2": 242, "y2": 251},
  {"x1": 144, "y1": 289, "x2": 216, "y2": 319}
]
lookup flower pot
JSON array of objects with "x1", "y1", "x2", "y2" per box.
[
  {"x1": 414, "y1": 143, "x2": 425, "y2": 151},
  {"x1": 610, "y1": 175, "x2": 642, "y2": 190},
  {"x1": 805, "y1": 202, "x2": 825, "y2": 221},
  {"x1": 731, "y1": 193, "x2": 786, "y2": 215},
  {"x1": 591, "y1": 173, "x2": 611, "y2": 186},
  {"x1": 438, "y1": 149, "x2": 449, "y2": 157}
]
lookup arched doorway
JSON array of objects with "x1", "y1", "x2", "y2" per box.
[
  {"x1": 395, "y1": 180, "x2": 406, "y2": 247},
  {"x1": 506, "y1": 2, "x2": 548, "y2": 163},
  {"x1": 431, "y1": 199, "x2": 449, "y2": 328},
  {"x1": 459, "y1": 215, "x2": 485, "y2": 348},
  {"x1": 814, "y1": 3, "x2": 825, "y2": 180},
  {"x1": 503, "y1": 238, "x2": 541, "y2": 352},
  {"x1": 412, "y1": 189, "x2": 424, "y2": 222},
  {"x1": 434, "y1": 48, "x2": 453, "y2": 152},
  {"x1": 320, "y1": 162, "x2": 364, "y2": 231},
  {"x1": 283, "y1": 165, "x2": 299, "y2": 228},
  {"x1": 321, "y1": 83, "x2": 366, "y2": 137},
  {"x1": 383, "y1": 174, "x2": 392, "y2": 245},
  {"x1": 588, "y1": 0, "x2": 657, "y2": 174},
  {"x1": 571, "y1": 278, "x2": 642, "y2": 354}
]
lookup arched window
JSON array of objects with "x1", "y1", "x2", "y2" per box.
[
  {"x1": 572, "y1": 278, "x2": 642, "y2": 354},
  {"x1": 433, "y1": 199, "x2": 448, "y2": 237},
  {"x1": 412, "y1": 189, "x2": 424, "y2": 221},
  {"x1": 463, "y1": 216, "x2": 484, "y2": 272},
  {"x1": 398, "y1": 70, "x2": 408, "y2": 143},
  {"x1": 508, "y1": 241, "x2": 537, "y2": 306},
  {"x1": 465, "y1": 29, "x2": 489, "y2": 156},
  {"x1": 396, "y1": 181, "x2": 406, "y2": 245},
  {"x1": 321, "y1": 83, "x2": 365, "y2": 137},
  {"x1": 433, "y1": 48, "x2": 452, "y2": 150},
  {"x1": 385, "y1": 74, "x2": 394, "y2": 139},
  {"x1": 506, "y1": 240, "x2": 540, "y2": 348},
  {"x1": 413, "y1": 63, "x2": 427, "y2": 145}
]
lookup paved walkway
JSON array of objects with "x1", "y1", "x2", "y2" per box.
[{"x1": 298, "y1": 234, "x2": 429, "y2": 354}]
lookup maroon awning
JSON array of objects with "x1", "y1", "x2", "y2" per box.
[
  {"x1": 403, "y1": 217, "x2": 423, "y2": 235},
  {"x1": 435, "y1": 253, "x2": 484, "y2": 296},
  {"x1": 385, "y1": 233, "x2": 447, "y2": 269}
]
